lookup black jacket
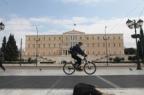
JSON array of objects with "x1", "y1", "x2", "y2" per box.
[
  {"x1": 70, "y1": 44, "x2": 86, "y2": 56},
  {"x1": 0, "y1": 50, "x2": 4, "y2": 62}
]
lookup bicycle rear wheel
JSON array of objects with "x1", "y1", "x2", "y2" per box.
[
  {"x1": 63, "y1": 63, "x2": 75, "y2": 75},
  {"x1": 84, "y1": 62, "x2": 96, "y2": 75}
]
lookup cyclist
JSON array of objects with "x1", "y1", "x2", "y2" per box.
[{"x1": 69, "y1": 42, "x2": 87, "y2": 71}]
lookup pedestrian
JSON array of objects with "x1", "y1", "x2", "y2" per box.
[{"x1": 0, "y1": 49, "x2": 6, "y2": 71}]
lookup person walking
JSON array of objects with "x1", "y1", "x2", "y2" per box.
[{"x1": 0, "y1": 49, "x2": 6, "y2": 71}]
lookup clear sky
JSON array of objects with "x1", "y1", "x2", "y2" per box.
[{"x1": 0, "y1": 0, "x2": 144, "y2": 48}]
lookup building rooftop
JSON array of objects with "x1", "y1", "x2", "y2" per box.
[
  {"x1": 26, "y1": 30, "x2": 123, "y2": 36},
  {"x1": 63, "y1": 29, "x2": 85, "y2": 35}
]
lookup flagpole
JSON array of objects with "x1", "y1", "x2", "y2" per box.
[{"x1": 73, "y1": 23, "x2": 76, "y2": 30}]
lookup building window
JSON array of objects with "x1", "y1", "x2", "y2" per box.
[
  {"x1": 98, "y1": 43, "x2": 100, "y2": 47},
  {"x1": 33, "y1": 44, "x2": 35, "y2": 48},
  {"x1": 37, "y1": 38, "x2": 40, "y2": 41},
  {"x1": 103, "y1": 36, "x2": 105, "y2": 40},
  {"x1": 75, "y1": 36, "x2": 77, "y2": 40},
  {"x1": 92, "y1": 43, "x2": 95, "y2": 47},
  {"x1": 71, "y1": 36, "x2": 72, "y2": 40},
  {"x1": 119, "y1": 36, "x2": 121, "y2": 39},
  {"x1": 28, "y1": 37, "x2": 30, "y2": 41},
  {"x1": 113, "y1": 43, "x2": 116, "y2": 47},
  {"x1": 113, "y1": 37, "x2": 115, "y2": 40},
  {"x1": 38, "y1": 44, "x2": 40, "y2": 48},
  {"x1": 119, "y1": 43, "x2": 121, "y2": 47},
  {"x1": 86, "y1": 37, "x2": 89, "y2": 40},
  {"x1": 97, "y1": 36, "x2": 100, "y2": 40},
  {"x1": 43, "y1": 36, "x2": 45, "y2": 40},
  {"x1": 108, "y1": 43, "x2": 110, "y2": 47},
  {"x1": 80, "y1": 37, "x2": 82, "y2": 40},
  {"x1": 43, "y1": 44, "x2": 45, "y2": 48},
  {"x1": 48, "y1": 44, "x2": 50, "y2": 47},
  {"x1": 92, "y1": 36, "x2": 94, "y2": 40}
]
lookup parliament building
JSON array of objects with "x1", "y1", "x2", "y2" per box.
[{"x1": 25, "y1": 30, "x2": 124, "y2": 58}]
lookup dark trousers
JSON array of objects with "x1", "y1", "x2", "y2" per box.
[
  {"x1": 0, "y1": 61, "x2": 5, "y2": 71},
  {"x1": 71, "y1": 55, "x2": 82, "y2": 66}
]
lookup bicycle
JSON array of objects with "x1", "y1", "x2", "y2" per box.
[{"x1": 63, "y1": 57, "x2": 96, "y2": 75}]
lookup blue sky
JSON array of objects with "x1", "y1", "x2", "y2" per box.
[
  {"x1": 0, "y1": 0, "x2": 144, "y2": 48},
  {"x1": 0, "y1": 0, "x2": 144, "y2": 18}
]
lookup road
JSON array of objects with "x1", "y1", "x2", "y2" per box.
[{"x1": 0, "y1": 75, "x2": 144, "y2": 89}]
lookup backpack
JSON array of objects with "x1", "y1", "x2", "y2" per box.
[
  {"x1": 68, "y1": 47, "x2": 74, "y2": 54},
  {"x1": 73, "y1": 83, "x2": 102, "y2": 95}
]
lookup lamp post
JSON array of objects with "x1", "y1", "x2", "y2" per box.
[
  {"x1": 19, "y1": 38, "x2": 22, "y2": 66},
  {"x1": 139, "y1": 25, "x2": 144, "y2": 64},
  {"x1": 35, "y1": 25, "x2": 39, "y2": 67},
  {"x1": 126, "y1": 19, "x2": 143, "y2": 70},
  {"x1": 103, "y1": 26, "x2": 109, "y2": 66}
]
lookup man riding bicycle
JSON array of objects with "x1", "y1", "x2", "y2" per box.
[{"x1": 69, "y1": 42, "x2": 87, "y2": 71}]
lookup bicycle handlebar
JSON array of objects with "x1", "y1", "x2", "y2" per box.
[{"x1": 83, "y1": 57, "x2": 88, "y2": 61}]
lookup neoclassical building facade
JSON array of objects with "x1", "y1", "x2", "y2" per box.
[{"x1": 25, "y1": 30, "x2": 124, "y2": 58}]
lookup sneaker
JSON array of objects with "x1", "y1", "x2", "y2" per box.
[
  {"x1": 74, "y1": 64, "x2": 79, "y2": 68},
  {"x1": 76, "y1": 67, "x2": 83, "y2": 71}
]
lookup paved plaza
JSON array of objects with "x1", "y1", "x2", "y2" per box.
[{"x1": 0, "y1": 66, "x2": 144, "y2": 95}]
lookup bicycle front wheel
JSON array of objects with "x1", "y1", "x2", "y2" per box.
[
  {"x1": 63, "y1": 63, "x2": 75, "y2": 75},
  {"x1": 84, "y1": 62, "x2": 96, "y2": 75}
]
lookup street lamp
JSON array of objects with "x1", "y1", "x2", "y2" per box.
[
  {"x1": 0, "y1": 22, "x2": 5, "y2": 31},
  {"x1": 35, "y1": 25, "x2": 39, "y2": 67},
  {"x1": 103, "y1": 26, "x2": 109, "y2": 66},
  {"x1": 126, "y1": 19, "x2": 143, "y2": 70}
]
